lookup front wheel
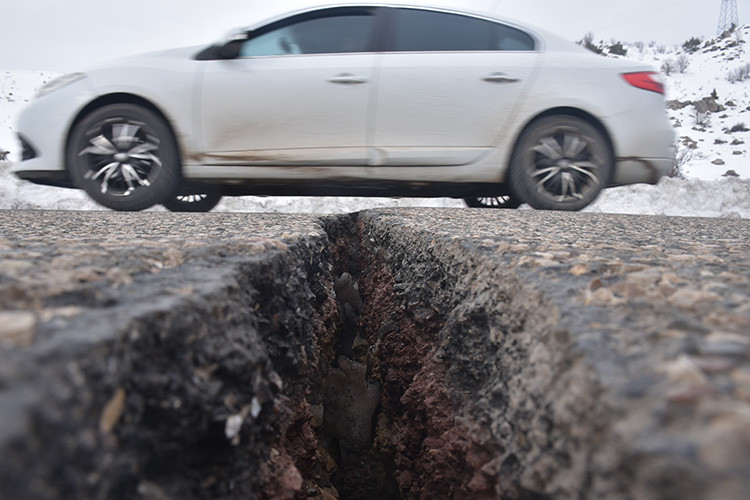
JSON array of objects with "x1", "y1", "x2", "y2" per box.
[
  {"x1": 508, "y1": 116, "x2": 612, "y2": 211},
  {"x1": 162, "y1": 192, "x2": 222, "y2": 213},
  {"x1": 67, "y1": 104, "x2": 181, "y2": 211}
]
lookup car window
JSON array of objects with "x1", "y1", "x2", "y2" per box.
[
  {"x1": 495, "y1": 24, "x2": 536, "y2": 51},
  {"x1": 240, "y1": 12, "x2": 376, "y2": 57},
  {"x1": 391, "y1": 8, "x2": 535, "y2": 52}
]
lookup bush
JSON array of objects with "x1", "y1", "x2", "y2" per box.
[
  {"x1": 730, "y1": 122, "x2": 749, "y2": 132},
  {"x1": 578, "y1": 32, "x2": 603, "y2": 54},
  {"x1": 693, "y1": 108, "x2": 711, "y2": 127},
  {"x1": 661, "y1": 59, "x2": 676, "y2": 76},
  {"x1": 671, "y1": 146, "x2": 691, "y2": 179},
  {"x1": 676, "y1": 54, "x2": 690, "y2": 73},
  {"x1": 608, "y1": 41, "x2": 627, "y2": 56},
  {"x1": 728, "y1": 63, "x2": 750, "y2": 83},
  {"x1": 682, "y1": 37, "x2": 702, "y2": 53}
]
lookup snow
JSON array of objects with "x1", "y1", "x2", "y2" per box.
[
  {"x1": 617, "y1": 26, "x2": 750, "y2": 181},
  {"x1": 2, "y1": 29, "x2": 750, "y2": 218},
  {"x1": 0, "y1": 70, "x2": 59, "y2": 160}
]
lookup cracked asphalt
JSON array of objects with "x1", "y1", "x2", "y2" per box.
[{"x1": 0, "y1": 208, "x2": 748, "y2": 499}]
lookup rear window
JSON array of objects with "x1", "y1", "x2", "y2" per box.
[{"x1": 391, "y1": 9, "x2": 535, "y2": 52}]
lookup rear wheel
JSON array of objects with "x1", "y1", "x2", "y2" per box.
[
  {"x1": 162, "y1": 192, "x2": 223, "y2": 213},
  {"x1": 67, "y1": 103, "x2": 180, "y2": 211},
  {"x1": 464, "y1": 195, "x2": 521, "y2": 209},
  {"x1": 508, "y1": 116, "x2": 612, "y2": 211}
]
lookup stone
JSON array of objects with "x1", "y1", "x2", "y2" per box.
[
  {"x1": 334, "y1": 273, "x2": 363, "y2": 312},
  {"x1": 0, "y1": 311, "x2": 36, "y2": 347},
  {"x1": 99, "y1": 388, "x2": 126, "y2": 434},
  {"x1": 321, "y1": 356, "x2": 381, "y2": 448}
]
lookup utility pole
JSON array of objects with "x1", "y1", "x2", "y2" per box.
[{"x1": 718, "y1": 0, "x2": 739, "y2": 34}]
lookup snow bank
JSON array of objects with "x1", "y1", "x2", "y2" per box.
[
  {"x1": 3, "y1": 159, "x2": 748, "y2": 217},
  {"x1": 586, "y1": 177, "x2": 750, "y2": 218}
]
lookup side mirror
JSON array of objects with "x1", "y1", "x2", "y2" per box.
[
  {"x1": 217, "y1": 39, "x2": 245, "y2": 59},
  {"x1": 218, "y1": 31, "x2": 249, "y2": 59},
  {"x1": 195, "y1": 31, "x2": 248, "y2": 61}
]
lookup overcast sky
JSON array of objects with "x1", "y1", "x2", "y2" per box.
[{"x1": 0, "y1": 0, "x2": 746, "y2": 72}]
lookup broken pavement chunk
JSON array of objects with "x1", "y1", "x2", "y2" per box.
[
  {"x1": 334, "y1": 273, "x2": 363, "y2": 313},
  {"x1": 321, "y1": 356, "x2": 381, "y2": 448}
]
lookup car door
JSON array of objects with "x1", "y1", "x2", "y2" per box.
[
  {"x1": 372, "y1": 8, "x2": 542, "y2": 166},
  {"x1": 197, "y1": 7, "x2": 379, "y2": 166}
]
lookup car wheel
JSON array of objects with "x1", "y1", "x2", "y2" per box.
[
  {"x1": 464, "y1": 195, "x2": 521, "y2": 209},
  {"x1": 162, "y1": 192, "x2": 223, "y2": 213},
  {"x1": 67, "y1": 104, "x2": 180, "y2": 211},
  {"x1": 508, "y1": 116, "x2": 612, "y2": 211}
]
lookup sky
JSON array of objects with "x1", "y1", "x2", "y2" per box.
[{"x1": 0, "y1": 0, "x2": 746, "y2": 72}]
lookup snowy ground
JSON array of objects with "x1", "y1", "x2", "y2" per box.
[{"x1": 1, "y1": 29, "x2": 749, "y2": 218}]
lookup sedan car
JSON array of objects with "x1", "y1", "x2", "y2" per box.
[{"x1": 14, "y1": 3, "x2": 675, "y2": 212}]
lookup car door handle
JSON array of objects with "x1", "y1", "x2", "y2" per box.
[
  {"x1": 483, "y1": 73, "x2": 520, "y2": 83},
  {"x1": 328, "y1": 74, "x2": 369, "y2": 85}
]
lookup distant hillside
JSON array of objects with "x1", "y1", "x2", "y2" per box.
[{"x1": 589, "y1": 25, "x2": 750, "y2": 180}]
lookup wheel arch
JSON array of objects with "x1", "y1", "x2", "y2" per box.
[
  {"x1": 509, "y1": 106, "x2": 616, "y2": 184},
  {"x1": 65, "y1": 93, "x2": 184, "y2": 172}
]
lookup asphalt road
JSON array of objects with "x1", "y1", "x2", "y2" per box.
[{"x1": 0, "y1": 208, "x2": 748, "y2": 499}]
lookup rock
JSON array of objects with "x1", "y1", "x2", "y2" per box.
[
  {"x1": 334, "y1": 272, "x2": 363, "y2": 312},
  {"x1": 723, "y1": 169, "x2": 740, "y2": 177},
  {"x1": 712, "y1": 158, "x2": 726, "y2": 165},
  {"x1": 694, "y1": 97, "x2": 726, "y2": 113},
  {"x1": 667, "y1": 288, "x2": 720, "y2": 309},
  {"x1": 732, "y1": 369, "x2": 750, "y2": 402},
  {"x1": 137, "y1": 481, "x2": 171, "y2": 500},
  {"x1": 225, "y1": 414, "x2": 243, "y2": 444},
  {"x1": 699, "y1": 408, "x2": 750, "y2": 471},
  {"x1": 699, "y1": 338, "x2": 748, "y2": 358},
  {"x1": 666, "y1": 100, "x2": 692, "y2": 110},
  {"x1": 321, "y1": 356, "x2": 381, "y2": 448},
  {"x1": 0, "y1": 311, "x2": 36, "y2": 347}
]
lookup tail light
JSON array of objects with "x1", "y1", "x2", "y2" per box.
[{"x1": 622, "y1": 72, "x2": 665, "y2": 94}]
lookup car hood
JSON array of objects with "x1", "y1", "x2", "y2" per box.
[{"x1": 87, "y1": 45, "x2": 206, "y2": 71}]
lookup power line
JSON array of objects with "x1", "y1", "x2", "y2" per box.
[{"x1": 563, "y1": 0, "x2": 685, "y2": 38}]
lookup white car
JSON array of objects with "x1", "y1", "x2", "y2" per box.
[{"x1": 14, "y1": 3, "x2": 675, "y2": 212}]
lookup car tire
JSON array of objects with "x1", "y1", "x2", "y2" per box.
[
  {"x1": 67, "y1": 103, "x2": 181, "y2": 211},
  {"x1": 508, "y1": 116, "x2": 612, "y2": 211},
  {"x1": 162, "y1": 192, "x2": 223, "y2": 213},
  {"x1": 464, "y1": 195, "x2": 521, "y2": 209}
]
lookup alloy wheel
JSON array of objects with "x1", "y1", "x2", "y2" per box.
[
  {"x1": 79, "y1": 119, "x2": 161, "y2": 197},
  {"x1": 68, "y1": 104, "x2": 180, "y2": 211},
  {"x1": 464, "y1": 195, "x2": 521, "y2": 209},
  {"x1": 509, "y1": 116, "x2": 611, "y2": 211}
]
